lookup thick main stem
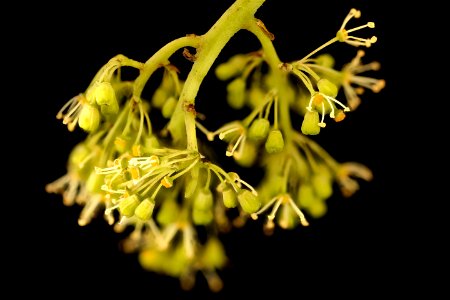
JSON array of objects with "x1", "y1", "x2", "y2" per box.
[{"x1": 168, "y1": 0, "x2": 266, "y2": 150}]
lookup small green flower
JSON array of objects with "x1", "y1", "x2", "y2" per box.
[
  {"x1": 135, "y1": 198, "x2": 155, "y2": 221},
  {"x1": 119, "y1": 194, "x2": 140, "y2": 217},
  {"x1": 301, "y1": 111, "x2": 321, "y2": 135},
  {"x1": 265, "y1": 129, "x2": 284, "y2": 154},
  {"x1": 248, "y1": 118, "x2": 270, "y2": 141},
  {"x1": 237, "y1": 190, "x2": 260, "y2": 213},
  {"x1": 78, "y1": 104, "x2": 100, "y2": 132}
]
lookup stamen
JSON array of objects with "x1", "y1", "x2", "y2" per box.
[{"x1": 288, "y1": 197, "x2": 309, "y2": 226}]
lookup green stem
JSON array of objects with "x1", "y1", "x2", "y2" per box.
[
  {"x1": 168, "y1": 0, "x2": 266, "y2": 150},
  {"x1": 245, "y1": 19, "x2": 293, "y2": 144},
  {"x1": 133, "y1": 36, "x2": 201, "y2": 99}
]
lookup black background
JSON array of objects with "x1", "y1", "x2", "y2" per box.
[{"x1": 8, "y1": 0, "x2": 426, "y2": 298}]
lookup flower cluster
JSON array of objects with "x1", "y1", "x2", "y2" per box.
[{"x1": 47, "y1": 1, "x2": 384, "y2": 292}]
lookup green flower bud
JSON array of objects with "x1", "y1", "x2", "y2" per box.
[
  {"x1": 307, "y1": 201, "x2": 327, "y2": 218},
  {"x1": 135, "y1": 198, "x2": 155, "y2": 221},
  {"x1": 301, "y1": 111, "x2": 321, "y2": 135},
  {"x1": 139, "y1": 248, "x2": 166, "y2": 272},
  {"x1": 86, "y1": 173, "x2": 104, "y2": 194},
  {"x1": 248, "y1": 118, "x2": 270, "y2": 141},
  {"x1": 201, "y1": 238, "x2": 227, "y2": 269},
  {"x1": 315, "y1": 54, "x2": 335, "y2": 69},
  {"x1": 297, "y1": 183, "x2": 317, "y2": 208},
  {"x1": 144, "y1": 136, "x2": 160, "y2": 150},
  {"x1": 161, "y1": 96, "x2": 177, "y2": 118},
  {"x1": 247, "y1": 85, "x2": 266, "y2": 109},
  {"x1": 68, "y1": 143, "x2": 90, "y2": 169},
  {"x1": 184, "y1": 167, "x2": 200, "y2": 199},
  {"x1": 99, "y1": 98, "x2": 119, "y2": 116},
  {"x1": 156, "y1": 198, "x2": 179, "y2": 226},
  {"x1": 265, "y1": 129, "x2": 285, "y2": 154},
  {"x1": 78, "y1": 104, "x2": 100, "y2": 132},
  {"x1": 237, "y1": 190, "x2": 261, "y2": 214},
  {"x1": 222, "y1": 186, "x2": 237, "y2": 208},
  {"x1": 226, "y1": 78, "x2": 246, "y2": 109},
  {"x1": 86, "y1": 82, "x2": 119, "y2": 116},
  {"x1": 114, "y1": 135, "x2": 131, "y2": 153},
  {"x1": 311, "y1": 172, "x2": 333, "y2": 200},
  {"x1": 234, "y1": 140, "x2": 258, "y2": 168},
  {"x1": 151, "y1": 88, "x2": 168, "y2": 108},
  {"x1": 193, "y1": 189, "x2": 214, "y2": 210},
  {"x1": 215, "y1": 54, "x2": 248, "y2": 81},
  {"x1": 192, "y1": 208, "x2": 213, "y2": 225},
  {"x1": 118, "y1": 194, "x2": 140, "y2": 217},
  {"x1": 317, "y1": 78, "x2": 338, "y2": 98}
]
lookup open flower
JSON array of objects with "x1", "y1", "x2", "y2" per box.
[
  {"x1": 336, "y1": 8, "x2": 377, "y2": 48},
  {"x1": 342, "y1": 50, "x2": 386, "y2": 109}
]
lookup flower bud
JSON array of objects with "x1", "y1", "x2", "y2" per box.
[
  {"x1": 162, "y1": 96, "x2": 177, "y2": 118},
  {"x1": 234, "y1": 140, "x2": 258, "y2": 167},
  {"x1": 86, "y1": 173, "x2": 104, "y2": 194},
  {"x1": 308, "y1": 201, "x2": 327, "y2": 218},
  {"x1": 201, "y1": 238, "x2": 227, "y2": 269},
  {"x1": 265, "y1": 129, "x2": 284, "y2": 154},
  {"x1": 237, "y1": 190, "x2": 261, "y2": 213},
  {"x1": 135, "y1": 198, "x2": 155, "y2": 221},
  {"x1": 222, "y1": 186, "x2": 237, "y2": 208},
  {"x1": 317, "y1": 78, "x2": 338, "y2": 98},
  {"x1": 311, "y1": 172, "x2": 333, "y2": 200},
  {"x1": 315, "y1": 54, "x2": 335, "y2": 69},
  {"x1": 87, "y1": 82, "x2": 119, "y2": 115},
  {"x1": 78, "y1": 104, "x2": 100, "y2": 132},
  {"x1": 156, "y1": 198, "x2": 179, "y2": 226},
  {"x1": 248, "y1": 118, "x2": 270, "y2": 141},
  {"x1": 301, "y1": 111, "x2": 321, "y2": 135},
  {"x1": 151, "y1": 88, "x2": 168, "y2": 108},
  {"x1": 215, "y1": 54, "x2": 248, "y2": 81},
  {"x1": 226, "y1": 78, "x2": 246, "y2": 109},
  {"x1": 192, "y1": 208, "x2": 213, "y2": 225},
  {"x1": 297, "y1": 183, "x2": 317, "y2": 208},
  {"x1": 193, "y1": 189, "x2": 214, "y2": 210},
  {"x1": 119, "y1": 194, "x2": 140, "y2": 217}
]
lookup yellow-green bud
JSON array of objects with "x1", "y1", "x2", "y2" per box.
[
  {"x1": 201, "y1": 238, "x2": 227, "y2": 269},
  {"x1": 142, "y1": 136, "x2": 159, "y2": 152},
  {"x1": 237, "y1": 190, "x2": 261, "y2": 213},
  {"x1": 151, "y1": 88, "x2": 168, "y2": 109},
  {"x1": 315, "y1": 54, "x2": 335, "y2": 69},
  {"x1": 135, "y1": 198, "x2": 155, "y2": 221},
  {"x1": 87, "y1": 82, "x2": 119, "y2": 115},
  {"x1": 215, "y1": 54, "x2": 248, "y2": 81},
  {"x1": 226, "y1": 78, "x2": 246, "y2": 109},
  {"x1": 161, "y1": 96, "x2": 177, "y2": 118},
  {"x1": 78, "y1": 104, "x2": 100, "y2": 132},
  {"x1": 301, "y1": 111, "x2": 321, "y2": 135},
  {"x1": 317, "y1": 78, "x2": 338, "y2": 98},
  {"x1": 265, "y1": 130, "x2": 285, "y2": 154},
  {"x1": 311, "y1": 173, "x2": 333, "y2": 200},
  {"x1": 139, "y1": 249, "x2": 167, "y2": 273},
  {"x1": 247, "y1": 85, "x2": 266, "y2": 109},
  {"x1": 156, "y1": 198, "x2": 179, "y2": 226},
  {"x1": 248, "y1": 118, "x2": 270, "y2": 141},
  {"x1": 193, "y1": 189, "x2": 214, "y2": 210},
  {"x1": 308, "y1": 201, "x2": 327, "y2": 218},
  {"x1": 222, "y1": 186, "x2": 237, "y2": 208},
  {"x1": 297, "y1": 183, "x2": 317, "y2": 208},
  {"x1": 68, "y1": 143, "x2": 90, "y2": 169},
  {"x1": 192, "y1": 208, "x2": 213, "y2": 225},
  {"x1": 86, "y1": 173, "x2": 104, "y2": 193},
  {"x1": 119, "y1": 194, "x2": 140, "y2": 217},
  {"x1": 234, "y1": 140, "x2": 257, "y2": 168}
]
